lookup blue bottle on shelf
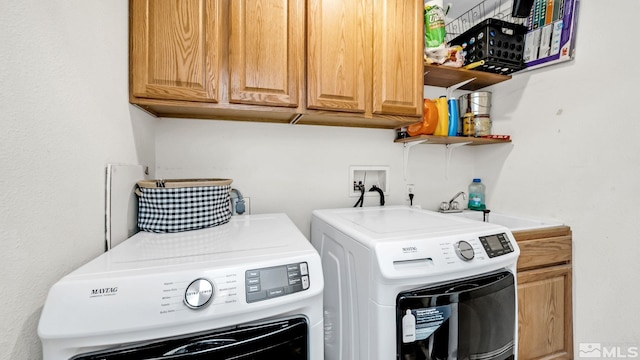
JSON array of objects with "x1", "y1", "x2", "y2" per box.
[
  {"x1": 468, "y1": 178, "x2": 486, "y2": 210},
  {"x1": 447, "y1": 98, "x2": 459, "y2": 136}
]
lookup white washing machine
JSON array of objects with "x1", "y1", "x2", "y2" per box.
[
  {"x1": 311, "y1": 206, "x2": 520, "y2": 360},
  {"x1": 38, "y1": 213, "x2": 323, "y2": 360}
]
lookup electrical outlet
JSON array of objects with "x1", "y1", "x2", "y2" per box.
[
  {"x1": 406, "y1": 184, "x2": 415, "y2": 201},
  {"x1": 231, "y1": 196, "x2": 251, "y2": 215}
]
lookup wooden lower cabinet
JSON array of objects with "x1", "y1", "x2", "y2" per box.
[{"x1": 514, "y1": 226, "x2": 573, "y2": 360}]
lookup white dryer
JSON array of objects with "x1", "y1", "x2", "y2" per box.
[
  {"x1": 311, "y1": 206, "x2": 520, "y2": 360},
  {"x1": 39, "y1": 213, "x2": 323, "y2": 360}
]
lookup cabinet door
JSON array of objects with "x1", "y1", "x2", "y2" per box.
[
  {"x1": 229, "y1": 0, "x2": 304, "y2": 107},
  {"x1": 130, "y1": 0, "x2": 221, "y2": 102},
  {"x1": 372, "y1": 0, "x2": 423, "y2": 116},
  {"x1": 306, "y1": 0, "x2": 368, "y2": 113},
  {"x1": 518, "y1": 265, "x2": 573, "y2": 360}
]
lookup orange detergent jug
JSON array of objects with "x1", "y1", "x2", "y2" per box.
[
  {"x1": 407, "y1": 99, "x2": 439, "y2": 136},
  {"x1": 433, "y1": 96, "x2": 449, "y2": 136}
]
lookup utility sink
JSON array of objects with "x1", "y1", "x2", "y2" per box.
[{"x1": 445, "y1": 210, "x2": 563, "y2": 231}]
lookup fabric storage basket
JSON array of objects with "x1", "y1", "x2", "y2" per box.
[{"x1": 135, "y1": 178, "x2": 232, "y2": 233}]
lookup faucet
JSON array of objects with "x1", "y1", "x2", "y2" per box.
[
  {"x1": 482, "y1": 209, "x2": 491, "y2": 222},
  {"x1": 439, "y1": 191, "x2": 466, "y2": 212},
  {"x1": 449, "y1": 191, "x2": 466, "y2": 205}
]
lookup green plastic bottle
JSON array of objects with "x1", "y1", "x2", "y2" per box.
[
  {"x1": 468, "y1": 178, "x2": 486, "y2": 210},
  {"x1": 424, "y1": 1, "x2": 446, "y2": 49}
]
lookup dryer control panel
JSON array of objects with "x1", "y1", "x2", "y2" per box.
[{"x1": 245, "y1": 262, "x2": 310, "y2": 303}]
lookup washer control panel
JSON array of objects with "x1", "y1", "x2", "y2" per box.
[
  {"x1": 479, "y1": 233, "x2": 514, "y2": 258},
  {"x1": 245, "y1": 262, "x2": 310, "y2": 303}
]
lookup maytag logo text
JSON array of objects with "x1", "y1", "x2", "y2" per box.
[{"x1": 90, "y1": 287, "x2": 118, "y2": 297}]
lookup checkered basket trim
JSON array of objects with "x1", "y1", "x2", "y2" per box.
[{"x1": 137, "y1": 185, "x2": 231, "y2": 233}]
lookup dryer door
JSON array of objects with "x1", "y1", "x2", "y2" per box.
[
  {"x1": 396, "y1": 271, "x2": 515, "y2": 360},
  {"x1": 72, "y1": 317, "x2": 308, "y2": 360}
]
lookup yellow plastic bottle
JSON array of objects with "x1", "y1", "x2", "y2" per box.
[{"x1": 433, "y1": 96, "x2": 449, "y2": 136}]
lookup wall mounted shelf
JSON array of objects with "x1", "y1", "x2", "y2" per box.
[
  {"x1": 395, "y1": 135, "x2": 512, "y2": 146},
  {"x1": 424, "y1": 65, "x2": 512, "y2": 90}
]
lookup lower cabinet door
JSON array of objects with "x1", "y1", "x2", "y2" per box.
[{"x1": 517, "y1": 264, "x2": 573, "y2": 360}]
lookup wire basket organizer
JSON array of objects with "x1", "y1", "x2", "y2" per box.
[
  {"x1": 445, "y1": 0, "x2": 526, "y2": 43},
  {"x1": 444, "y1": 0, "x2": 529, "y2": 74}
]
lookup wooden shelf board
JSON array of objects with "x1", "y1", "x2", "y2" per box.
[
  {"x1": 424, "y1": 64, "x2": 512, "y2": 90},
  {"x1": 394, "y1": 135, "x2": 512, "y2": 146}
]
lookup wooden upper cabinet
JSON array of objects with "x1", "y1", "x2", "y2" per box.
[
  {"x1": 306, "y1": 0, "x2": 368, "y2": 113},
  {"x1": 129, "y1": 0, "x2": 422, "y2": 127},
  {"x1": 306, "y1": 0, "x2": 423, "y2": 119},
  {"x1": 229, "y1": 0, "x2": 304, "y2": 107},
  {"x1": 130, "y1": 0, "x2": 221, "y2": 102},
  {"x1": 372, "y1": 0, "x2": 423, "y2": 116}
]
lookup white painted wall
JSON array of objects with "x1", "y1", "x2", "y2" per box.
[
  {"x1": 2, "y1": 0, "x2": 639, "y2": 359},
  {"x1": 486, "y1": 1, "x2": 640, "y2": 347},
  {"x1": 155, "y1": 119, "x2": 480, "y2": 235},
  {"x1": 0, "y1": 2, "x2": 155, "y2": 359}
]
